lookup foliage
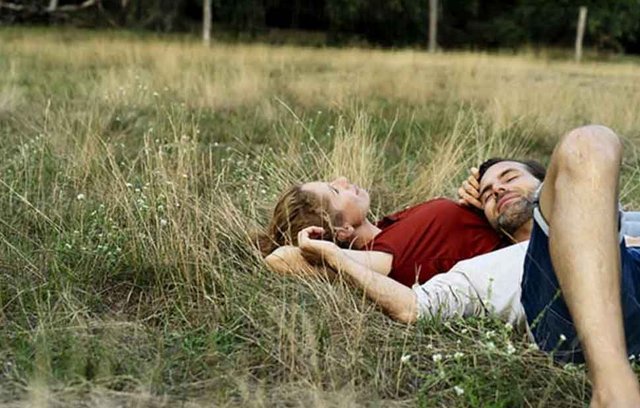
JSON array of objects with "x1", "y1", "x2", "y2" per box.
[
  {"x1": 3, "y1": 0, "x2": 640, "y2": 52},
  {"x1": 2, "y1": 28, "x2": 640, "y2": 406}
]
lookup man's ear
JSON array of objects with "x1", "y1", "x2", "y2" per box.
[{"x1": 334, "y1": 225, "x2": 355, "y2": 244}]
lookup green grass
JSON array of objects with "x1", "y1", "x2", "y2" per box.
[{"x1": 1, "y1": 27, "x2": 639, "y2": 407}]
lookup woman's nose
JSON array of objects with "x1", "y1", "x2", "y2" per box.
[{"x1": 333, "y1": 176, "x2": 349, "y2": 186}]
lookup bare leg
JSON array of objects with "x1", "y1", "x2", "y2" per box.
[{"x1": 539, "y1": 125, "x2": 640, "y2": 407}]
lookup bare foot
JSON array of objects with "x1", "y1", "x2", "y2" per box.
[{"x1": 591, "y1": 373, "x2": 640, "y2": 408}]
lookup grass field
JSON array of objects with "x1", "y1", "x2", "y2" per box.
[{"x1": 2, "y1": 28, "x2": 640, "y2": 407}]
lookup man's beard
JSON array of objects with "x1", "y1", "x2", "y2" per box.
[{"x1": 497, "y1": 195, "x2": 534, "y2": 236}]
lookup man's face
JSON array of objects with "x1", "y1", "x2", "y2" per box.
[{"x1": 479, "y1": 161, "x2": 542, "y2": 236}]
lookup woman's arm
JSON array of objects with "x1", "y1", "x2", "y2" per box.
[
  {"x1": 264, "y1": 246, "x2": 394, "y2": 277},
  {"x1": 338, "y1": 249, "x2": 393, "y2": 275},
  {"x1": 298, "y1": 227, "x2": 417, "y2": 323},
  {"x1": 264, "y1": 245, "x2": 328, "y2": 277},
  {"x1": 331, "y1": 251, "x2": 418, "y2": 323}
]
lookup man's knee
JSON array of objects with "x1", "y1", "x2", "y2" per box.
[{"x1": 554, "y1": 125, "x2": 622, "y2": 177}]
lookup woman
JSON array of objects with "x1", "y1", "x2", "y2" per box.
[{"x1": 257, "y1": 176, "x2": 505, "y2": 287}]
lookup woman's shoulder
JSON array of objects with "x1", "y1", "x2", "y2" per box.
[{"x1": 403, "y1": 197, "x2": 474, "y2": 217}]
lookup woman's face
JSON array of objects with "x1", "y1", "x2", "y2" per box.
[{"x1": 301, "y1": 177, "x2": 370, "y2": 227}]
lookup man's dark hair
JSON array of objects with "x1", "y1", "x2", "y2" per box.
[{"x1": 478, "y1": 158, "x2": 546, "y2": 182}]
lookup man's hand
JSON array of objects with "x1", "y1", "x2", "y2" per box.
[
  {"x1": 297, "y1": 226, "x2": 341, "y2": 267},
  {"x1": 457, "y1": 167, "x2": 483, "y2": 210}
]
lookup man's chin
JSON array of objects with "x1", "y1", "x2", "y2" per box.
[{"x1": 498, "y1": 207, "x2": 533, "y2": 234}]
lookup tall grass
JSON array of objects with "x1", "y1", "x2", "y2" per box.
[{"x1": 0, "y1": 28, "x2": 639, "y2": 406}]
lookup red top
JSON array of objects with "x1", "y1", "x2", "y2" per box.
[{"x1": 368, "y1": 198, "x2": 502, "y2": 287}]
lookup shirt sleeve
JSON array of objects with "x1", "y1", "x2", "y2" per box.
[
  {"x1": 622, "y1": 211, "x2": 640, "y2": 237},
  {"x1": 412, "y1": 242, "x2": 530, "y2": 330},
  {"x1": 412, "y1": 269, "x2": 485, "y2": 320}
]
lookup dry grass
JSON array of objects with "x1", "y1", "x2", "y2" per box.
[{"x1": 0, "y1": 27, "x2": 639, "y2": 407}]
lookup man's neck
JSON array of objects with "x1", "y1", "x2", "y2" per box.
[
  {"x1": 512, "y1": 219, "x2": 533, "y2": 243},
  {"x1": 352, "y1": 220, "x2": 382, "y2": 249}
]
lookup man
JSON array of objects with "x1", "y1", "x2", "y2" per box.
[
  {"x1": 297, "y1": 125, "x2": 640, "y2": 405},
  {"x1": 467, "y1": 126, "x2": 640, "y2": 406},
  {"x1": 500, "y1": 125, "x2": 640, "y2": 406}
]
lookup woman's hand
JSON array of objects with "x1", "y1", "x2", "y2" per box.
[
  {"x1": 457, "y1": 167, "x2": 483, "y2": 210},
  {"x1": 297, "y1": 226, "x2": 341, "y2": 267}
]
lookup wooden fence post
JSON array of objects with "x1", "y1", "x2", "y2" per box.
[
  {"x1": 203, "y1": 0, "x2": 212, "y2": 46},
  {"x1": 575, "y1": 6, "x2": 587, "y2": 62},
  {"x1": 428, "y1": 0, "x2": 438, "y2": 53}
]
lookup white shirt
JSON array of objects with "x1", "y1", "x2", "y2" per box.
[{"x1": 413, "y1": 241, "x2": 530, "y2": 331}]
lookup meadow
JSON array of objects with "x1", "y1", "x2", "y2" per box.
[{"x1": 1, "y1": 28, "x2": 640, "y2": 407}]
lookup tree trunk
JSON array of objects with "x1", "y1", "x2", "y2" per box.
[{"x1": 48, "y1": 0, "x2": 58, "y2": 12}]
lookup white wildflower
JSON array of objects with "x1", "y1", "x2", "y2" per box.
[
  {"x1": 504, "y1": 322, "x2": 513, "y2": 331},
  {"x1": 559, "y1": 334, "x2": 567, "y2": 342},
  {"x1": 76, "y1": 193, "x2": 85, "y2": 201},
  {"x1": 453, "y1": 385, "x2": 464, "y2": 396},
  {"x1": 454, "y1": 352, "x2": 464, "y2": 359},
  {"x1": 432, "y1": 353, "x2": 442, "y2": 363},
  {"x1": 160, "y1": 219, "x2": 168, "y2": 227},
  {"x1": 506, "y1": 343, "x2": 516, "y2": 355},
  {"x1": 486, "y1": 341, "x2": 496, "y2": 350},
  {"x1": 400, "y1": 354, "x2": 411, "y2": 364},
  {"x1": 485, "y1": 330, "x2": 495, "y2": 339}
]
